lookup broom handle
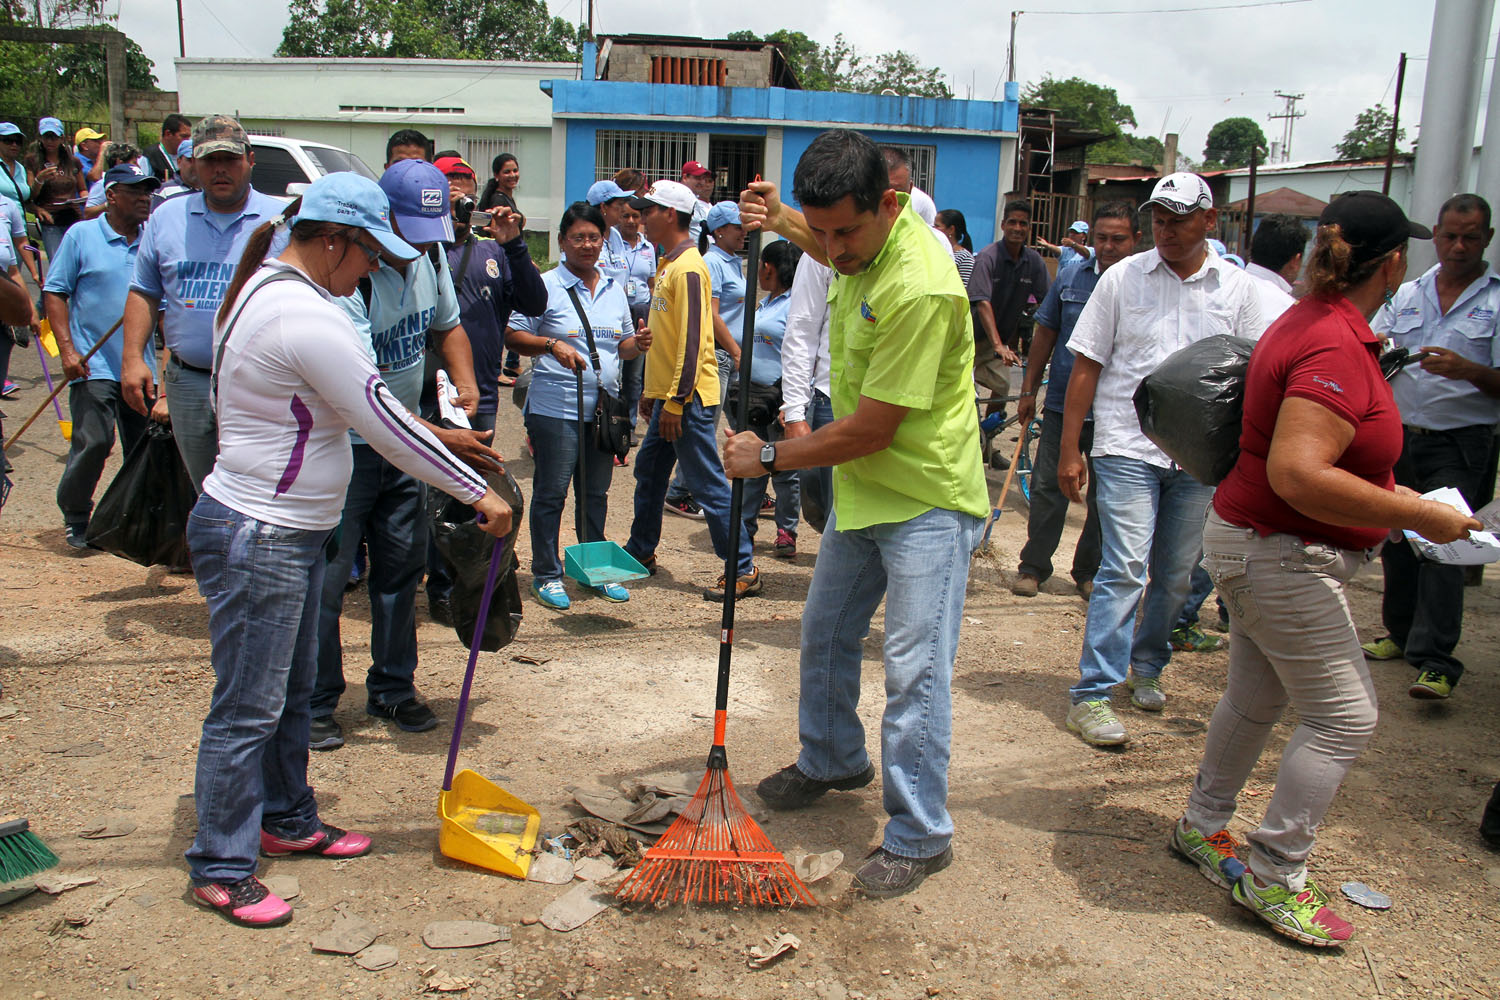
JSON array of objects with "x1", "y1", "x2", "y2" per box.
[
  {"x1": 442, "y1": 527, "x2": 507, "y2": 792},
  {"x1": 709, "y1": 229, "x2": 762, "y2": 769},
  {"x1": 4, "y1": 316, "x2": 123, "y2": 452},
  {"x1": 33, "y1": 336, "x2": 65, "y2": 420},
  {"x1": 575, "y1": 367, "x2": 589, "y2": 543},
  {"x1": 994, "y1": 433, "x2": 1027, "y2": 510}
]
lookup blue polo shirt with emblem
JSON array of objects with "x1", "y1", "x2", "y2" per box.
[
  {"x1": 705, "y1": 244, "x2": 745, "y2": 344},
  {"x1": 1374, "y1": 262, "x2": 1500, "y2": 431},
  {"x1": 44, "y1": 215, "x2": 157, "y2": 385},
  {"x1": 129, "y1": 188, "x2": 285, "y2": 368}
]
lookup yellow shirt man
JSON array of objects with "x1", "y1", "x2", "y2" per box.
[{"x1": 645, "y1": 240, "x2": 720, "y2": 415}]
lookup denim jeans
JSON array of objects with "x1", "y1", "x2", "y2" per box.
[
  {"x1": 1185, "y1": 511, "x2": 1377, "y2": 891},
  {"x1": 184, "y1": 494, "x2": 329, "y2": 884},
  {"x1": 1018, "y1": 410, "x2": 1100, "y2": 585},
  {"x1": 728, "y1": 408, "x2": 799, "y2": 543},
  {"x1": 525, "y1": 411, "x2": 615, "y2": 585},
  {"x1": 40, "y1": 222, "x2": 71, "y2": 264},
  {"x1": 1070, "y1": 455, "x2": 1214, "y2": 703},
  {"x1": 665, "y1": 349, "x2": 733, "y2": 501},
  {"x1": 797, "y1": 507, "x2": 982, "y2": 858},
  {"x1": 1176, "y1": 564, "x2": 1217, "y2": 628},
  {"x1": 1380, "y1": 423, "x2": 1492, "y2": 683},
  {"x1": 798, "y1": 391, "x2": 835, "y2": 534},
  {"x1": 56, "y1": 379, "x2": 148, "y2": 528},
  {"x1": 425, "y1": 411, "x2": 495, "y2": 605},
  {"x1": 313, "y1": 444, "x2": 425, "y2": 716},
  {"x1": 625, "y1": 396, "x2": 753, "y2": 578},
  {"x1": 164, "y1": 356, "x2": 217, "y2": 493}
]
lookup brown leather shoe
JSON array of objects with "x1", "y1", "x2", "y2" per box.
[{"x1": 1011, "y1": 573, "x2": 1039, "y2": 597}]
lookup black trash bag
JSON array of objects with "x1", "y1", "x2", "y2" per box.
[
  {"x1": 426, "y1": 467, "x2": 525, "y2": 652},
  {"x1": 1133, "y1": 334, "x2": 1255, "y2": 487},
  {"x1": 84, "y1": 422, "x2": 195, "y2": 568}
]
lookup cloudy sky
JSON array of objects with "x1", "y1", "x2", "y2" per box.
[{"x1": 114, "y1": 0, "x2": 1484, "y2": 165}]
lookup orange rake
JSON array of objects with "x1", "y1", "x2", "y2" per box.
[{"x1": 614, "y1": 230, "x2": 814, "y2": 909}]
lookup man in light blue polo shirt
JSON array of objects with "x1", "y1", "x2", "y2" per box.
[
  {"x1": 119, "y1": 114, "x2": 283, "y2": 491},
  {"x1": 311, "y1": 157, "x2": 497, "y2": 752},
  {"x1": 1367, "y1": 192, "x2": 1500, "y2": 701},
  {"x1": 44, "y1": 164, "x2": 160, "y2": 547}
]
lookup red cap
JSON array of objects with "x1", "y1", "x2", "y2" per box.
[
  {"x1": 433, "y1": 155, "x2": 475, "y2": 179},
  {"x1": 681, "y1": 160, "x2": 710, "y2": 178}
]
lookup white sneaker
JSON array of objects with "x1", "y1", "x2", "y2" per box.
[
  {"x1": 1127, "y1": 671, "x2": 1167, "y2": 712},
  {"x1": 1066, "y1": 699, "x2": 1129, "y2": 746}
]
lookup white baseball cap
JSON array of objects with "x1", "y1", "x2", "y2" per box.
[
  {"x1": 1142, "y1": 172, "x2": 1214, "y2": 215},
  {"x1": 642, "y1": 179, "x2": 697, "y2": 215}
]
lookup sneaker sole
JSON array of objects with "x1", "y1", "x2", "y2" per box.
[
  {"x1": 192, "y1": 893, "x2": 293, "y2": 928},
  {"x1": 1168, "y1": 829, "x2": 1235, "y2": 890},
  {"x1": 308, "y1": 734, "x2": 345, "y2": 752},
  {"x1": 664, "y1": 505, "x2": 704, "y2": 520},
  {"x1": 1066, "y1": 718, "x2": 1129, "y2": 746},
  {"x1": 1408, "y1": 685, "x2": 1450, "y2": 700},
  {"x1": 1361, "y1": 646, "x2": 1403, "y2": 661},
  {"x1": 1231, "y1": 883, "x2": 1350, "y2": 948}
]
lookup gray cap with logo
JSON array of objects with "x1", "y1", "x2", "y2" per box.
[{"x1": 192, "y1": 114, "x2": 249, "y2": 158}]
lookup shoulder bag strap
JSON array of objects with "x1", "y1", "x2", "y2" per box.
[
  {"x1": 451, "y1": 233, "x2": 476, "y2": 299},
  {"x1": 212, "y1": 268, "x2": 316, "y2": 415},
  {"x1": 564, "y1": 283, "x2": 605, "y2": 380}
]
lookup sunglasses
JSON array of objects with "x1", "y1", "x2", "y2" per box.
[{"x1": 0, "y1": 136, "x2": 23, "y2": 144}]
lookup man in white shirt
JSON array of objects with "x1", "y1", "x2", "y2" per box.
[
  {"x1": 881, "y1": 147, "x2": 937, "y2": 225},
  {"x1": 1244, "y1": 213, "x2": 1304, "y2": 322},
  {"x1": 778, "y1": 250, "x2": 834, "y2": 531},
  {"x1": 1056, "y1": 172, "x2": 1268, "y2": 747}
]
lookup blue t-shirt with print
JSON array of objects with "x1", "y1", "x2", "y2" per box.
[
  {"x1": 1033, "y1": 259, "x2": 1101, "y2": 415},
  {"x1": 509, "y1": 266, "x2": 631, "y2": 422},
  {"x1": 747, "y1": 289, "x2": 791, "y2": 386},
  {"x1": 129, "y1": 188, "x2": 286, "y2": 368},
  {"x1": 44, "y1": 216, "x2": 157, "y2": 385},
  {"x1": 705, "y1": 244, "x2": 745, "y2": 345}
]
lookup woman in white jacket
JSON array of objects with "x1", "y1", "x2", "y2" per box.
[{"x1": 184, "y1": 172, "x2": 511, "y2": 928}]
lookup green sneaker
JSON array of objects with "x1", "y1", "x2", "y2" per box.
[
  {"x1": 1360, "y1": 636, "x2": 1404, "y2": 661},
  {"x1": 1409, "y1": 670, "x2": 1453, "y2": 700},
  {"x1": 1169, "y1": 819, "x2": 1247, "y2": 889},
  {"x1": 1171, "y1": 624, "x2": 1224, "y2": 653},
  {"x1": 1127, "y1": 671, "x2": 1166, "y2": 712},
  {"x1": 1232, "y1": 874, "x2": 1354, "y2": 947},
  {"x1": 1066, "y1": 699, "x2": 1129, "y2": 746}
]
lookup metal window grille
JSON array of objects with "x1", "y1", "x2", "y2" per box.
[
  {"x1": 595, "y1": 128, "x2": 698, "y2": 184},
  {"x1": 460, "y1": 134, "x2": 520, "y2": 174},
  {"x1": 248, "y1": 125, "x2": 284, "y2": 138},
  {"x1": 885, "y1": 143, "x2": 936, "y2": 194}
]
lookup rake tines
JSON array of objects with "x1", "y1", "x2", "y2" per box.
[{"x1": 614, "y1": 764, "x2": 815, "y2": 907}]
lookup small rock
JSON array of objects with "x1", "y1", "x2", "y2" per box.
[
  {"x1": 125, "y1": 975, "x2": 139, "y2": 990},
  {"x1": 520, "y1": 915, "x2": 540, "y2": 926},
  {"x1": 422, "y1": 920, "x2": 509, "y2": 949}
]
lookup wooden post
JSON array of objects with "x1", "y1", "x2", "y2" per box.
[{"x1": 1243, "y1": 145, "x2": 1259, "y2": 255}]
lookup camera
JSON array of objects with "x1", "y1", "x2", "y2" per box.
[
  {"x1": 453, "y1": 195, "x2": 475, "y2": 226},
  {"x1": 470, "y1": 210, "x2": 492, "y2": 230}
]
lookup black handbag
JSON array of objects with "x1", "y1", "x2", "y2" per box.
[
  {"x1": 726, "y1": 377, "x2": 783, "y2": 428},
  {"x1": 564, "y1": 284, "x2": 632, "y2": 459}
]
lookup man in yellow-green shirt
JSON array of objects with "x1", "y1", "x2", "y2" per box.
[
  {"x1": 626, "y1": 179, "x2": 758, "y2": 600},
  {"x1": 725, "y1": 129, "x2": 986, "y2": 899}
]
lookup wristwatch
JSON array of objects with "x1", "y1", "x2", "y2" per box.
[{"x1": 760, "y1": 441, "x2": 778, "y2": 472}]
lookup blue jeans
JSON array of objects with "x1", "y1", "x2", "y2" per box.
[
  {"x1": 797, "y1": 506, "x2": 982, "y2": 858},
  {"x1": 184, "y1": 494, "x2": 329, "y2": 884},
  {"x1": 313, "y1": 444, "x2": 425, "y2": 716},
  {"x1": 1071, "y1": 456, "x2": 1215, "y2": 704},
  {"x1": 1176, "y1": 564, "x2": 1217, "y2": 628},
  {"x1": 729, "y1": 410, "x2": 799, "y2": 542},
  {"x1": 666, "y1": 349, "x2": 733, "y2": 501},
  {"x1": 798, "y1": 391, "x2": 835, "y2": 534},
  {"x1": 525, "y1": 411, "x2": 615, "y2": 585},
  {"x1": 626, "y1": 396, "x2": 753, "y2": 578},
  {"x1": 426, "y1": 412, "x2": 495, "y2": 605},
  {"x1": 164, "y1": 356, "x2": 217, "y2": 493}
]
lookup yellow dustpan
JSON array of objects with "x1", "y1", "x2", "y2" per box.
[{"x1": 437, "y1": 527, "x2": 539, "y2": 877}]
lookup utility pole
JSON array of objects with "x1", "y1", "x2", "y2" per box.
[
  {"x1": 176, "y1": 0, "x2": 185, "y2": 57},
  {"x1": 1383, "y1": 53, "x2": 1407, "y2": 195},
  {"x1": 1006, "y1": 11, "x2": 1020, "y2": 84},
  {"x1": 1266, "y1": 91, "x2": 1306, "y2": 162}
]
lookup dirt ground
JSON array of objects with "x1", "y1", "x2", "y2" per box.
[{"x1": 3, "y1": 340, "x2": 1500, "y2": 1000}]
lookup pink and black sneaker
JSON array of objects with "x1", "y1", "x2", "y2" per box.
[
  {"x1": 260, "y1": 822, "x2": 372, "y2": 859},
  {"x1": 192, "y1": 876, "x2": 293, "y2": 927}
]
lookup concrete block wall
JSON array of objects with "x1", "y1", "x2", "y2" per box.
[
  {"x1": 124, "y1": 89, "x2": 180, "y2": 144},
  {"x1": 606, "y1": 45, "x2": 771, "y2": 88}
]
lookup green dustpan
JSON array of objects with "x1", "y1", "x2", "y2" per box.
[{"x1": 563, "y1": 367, "x2": 649, "y2": 587}]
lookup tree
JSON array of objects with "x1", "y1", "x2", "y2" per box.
[
  {"x1": 1336, "y1": 105, "x2": 1406, "y2": 160},
  {"x1": 1202, "y1": 117, "x2": 1267, "y2": 169},
  {"x1": 729, "y1": 29, "x2": 951, "y2": 98},
  {"x1": 0, "y1": 2, "x2": 157, "y2": 123},
  {"x1": 1022, "y1": 75, "x2": 1166, "y2": 166},
  {"x1": 278, "y1": 0, "x2": 586, "y2": 61}
]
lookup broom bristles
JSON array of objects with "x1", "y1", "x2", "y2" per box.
[
  {"x1": 0, "y1": 819, "x2": 60, "y2": 882},
  {"x1": 615, "y1": 765, "x2": 815, "y2": 907}
]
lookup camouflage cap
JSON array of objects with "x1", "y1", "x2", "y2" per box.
[{"x1": 191, "y1": 114, "x2": 248, "y2": 158}]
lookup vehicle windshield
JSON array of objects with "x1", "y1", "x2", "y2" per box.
[{"x1": 304, "y1": 145, "x2": 377, "y2": 180}]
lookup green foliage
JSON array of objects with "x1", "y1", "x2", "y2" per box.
[
  {"x1": 1202, "y1": 116, "x2": 1266, "y2": 169},
  {"x1": 0, "y1": 2, "x2": 158, "y2": 122},
  {"x1": 1022, "y1": 75, "x2": 1167, "y2": 167},
  {"x1": 278, "y1": 0, "x2": 587, "y2": 61},
  {"x1": 730, "y1": 28, "x2": 951, "y2": 98},
  {"x1": 1335, "y1": 105, "x2": 1406, "y2": 161}
]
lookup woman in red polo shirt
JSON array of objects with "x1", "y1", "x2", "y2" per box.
[{"x1": 1166, "y1": 192, "x2": 1479, "y2": 948}]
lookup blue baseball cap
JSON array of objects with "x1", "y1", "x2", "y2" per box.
[
  {"x1": 175, "y1": 138, "x2": 193, "y2": 159},
  {"x1": 104, "y1": 163, "x2": 161, "y2": 191},
  {"x1": 586, "y1": 179, "x2": 629, "y2": 206},
  {"x1": 1221, "y1": 252, "x2": 1247, "y2": 269},
  {"x1": 705, "y1": 201, "x2": 741, "y2": 232},
  {"x1": 38, "y1": 117, "x2": 62, "y2": 137},
  {"x1": 378, "y1": 158, "x2": 455, "y2": 245},
  {"x1": 1068, "y1": 220, "x2": 1089, "y2": 234},
  {"x1": 292, "y1": 171, "x2": 419, "y2": 261},
  {"x1": 1207, "y1": 238, "x2": 1228, "y2": 256},
  {"x1": 0, "y1": 123, "x2": 21, "y2": 139}
]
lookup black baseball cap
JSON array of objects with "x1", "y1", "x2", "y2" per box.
[{"x1": 1319, "y1": 191, "x2": 1431, "y2": 266}]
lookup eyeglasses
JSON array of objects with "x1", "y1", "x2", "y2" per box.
[
  {"x1": 565, "y1": 232, "x2": 603, "y2": 247},
  {"x1": 0, "y1": 136, "x2": 23, "y2": 144},
  {"x1": 351, "y1": 239, "x2": 382, "y2": 265}
]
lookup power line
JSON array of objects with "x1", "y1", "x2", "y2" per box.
[
  {"x1": 189, "y1": 0, "x2": 254, "y2": 56},
  {"x1": 1023, "y1": 0, "x2": 1310, "y2": 15}
]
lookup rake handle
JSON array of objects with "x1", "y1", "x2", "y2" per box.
[
  {"x1": 710, "y1": 229, "x2": 763, "y2": 767},
  {"x1": 4, "y1": 316, "x2": 123, "y2": 452},
  {"x1": 442, "y1": 526, "x2": 507, "y2": 793}
]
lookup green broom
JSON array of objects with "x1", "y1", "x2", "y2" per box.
[{"x1": 0, "y1": 817, "x2": 59, "y2": 903}]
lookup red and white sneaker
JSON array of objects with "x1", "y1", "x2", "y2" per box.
[
  {"x1": 192, "y1": 876, "x2": 293, "y2": 927},
  {"x1": 260, "y1": 823, "x2": 372, "y2": 859}
]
